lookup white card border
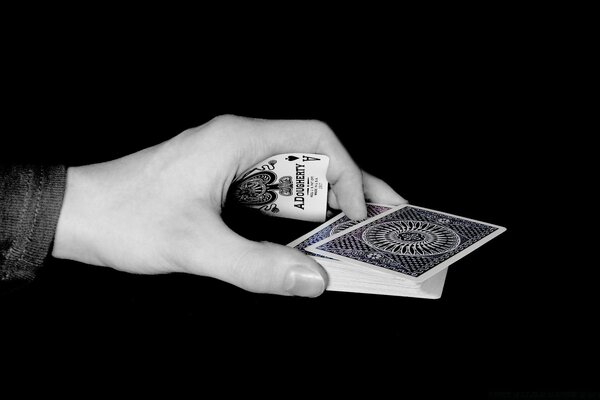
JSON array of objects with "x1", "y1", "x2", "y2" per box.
[{"x1": 305, "y1": 204, "x2": 507, "y2": 283}]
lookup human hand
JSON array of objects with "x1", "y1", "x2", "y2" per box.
[{"x1": 52, "y1": 115, "x2": 406, "y2": 297}]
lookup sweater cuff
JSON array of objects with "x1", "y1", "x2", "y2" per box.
[{"x1": 1, "y1": 164, "x2": 67, "y2": 284}]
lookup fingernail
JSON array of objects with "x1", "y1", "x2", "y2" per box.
[{"x1": 284, "y1": 265, "x2": 325, "y2": 297}]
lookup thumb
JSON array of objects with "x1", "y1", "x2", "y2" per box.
[
  {"x1": 229, "y1": 241, "x2": 328, "y2": 297},
  {"x1": 186, "y1": 218, "x2": 329, "y2": 297}
]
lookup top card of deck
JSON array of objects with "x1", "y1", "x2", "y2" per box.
[
  {"x1": 306, "y1": 205, "x2": 506, "y2": 283},
  {"x1": 288, "y1": 203, "x2": 393, "y2": 259}
]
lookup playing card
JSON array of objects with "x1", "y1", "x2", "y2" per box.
[
  {"x1": 306, "y1": 204, "x2": 506, "y2": 283},
  {"x1": 230, "y1": 153, "x2": 329, "y2": 222},
  {"x1": 288, "y1": 203, "x2": 393, "y2": 258}
]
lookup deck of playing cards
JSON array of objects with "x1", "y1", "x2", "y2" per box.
[
  {"x1": 288, "y1": 203, "x2": 506, "y2": 298},
  {"x1": 231, "y1": 153, "x2": 506, "y2": 298}
]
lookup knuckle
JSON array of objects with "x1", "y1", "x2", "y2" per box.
[
  {"x1": 308, "y1": 119, "x2": 334, "y2": 137},
  {"x1": 344, "y1": 166, "x2": 364, "y2": 183},
  {"x1": 299, "y1": 119, "x2": 336, "y2": 148},
  {"x1": 210, "y1": 114, "x2": 260, "y2": 137},
  {"x1": 211, "y1": 114, "x2": 240, "y2": 126},
  {"x1": 229, "y1": 243, "x2": 263, "y2": 291},
  {"x1": 203, "y1": 114, "x2": 248, "y2": 141},
  {"x1": 183, "y1": 114, "x2": 241, "y2": 135},
  {"x1": 353, "y1": 167, "x2": 365, "y2": 181}
]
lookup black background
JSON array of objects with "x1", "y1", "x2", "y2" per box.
[{"x1": 1, "y1": 10, "x2": 596, "y2": 397}]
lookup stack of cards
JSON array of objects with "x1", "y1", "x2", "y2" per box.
[
  {"x1": 231, "y1": 153, "x2": 506, "y2": 298},
  {"x1": 288, "y1": 203, "x2": 506, "y2": 298}
]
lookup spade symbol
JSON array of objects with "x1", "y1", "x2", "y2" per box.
[{"x1": 285, "y1": 155, "x2": 299, "y2": 161}]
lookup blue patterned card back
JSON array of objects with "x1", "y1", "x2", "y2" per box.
[{"x1": 310, "y1": 205, "x2": 503, "y2": 279}]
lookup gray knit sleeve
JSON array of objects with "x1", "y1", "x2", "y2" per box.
[{"x1": 1, "y1": 164, "x2": 67, "y2": 287}]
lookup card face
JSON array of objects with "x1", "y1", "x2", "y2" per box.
[
  {"x1": 288, "y1": 203, "x2": 393, "y2": 259},
  {"x1": 306, "y1": 205, "x2": 506, "y2": 282},
  {"x1": 230, "y1": 153, "x2": 329, "y2": 222}
]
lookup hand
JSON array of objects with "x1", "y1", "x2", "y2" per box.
[{"x1": 52, "y1": 115, "x2": 406, "y2": 297}]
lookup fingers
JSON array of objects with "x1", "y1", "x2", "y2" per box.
[
  {"x1": 249, "y1": 118, "x2": 406, "y2": 218},
  {"x1": 329, "y1": 168, "x2": 367, "y2": 220},
  {"x1": 328, "y1": 171, "x2": 407, "y2": 216},
  {"x1": 327, "y1": 189, "x2": 340, "y2": 209},
  {"x1": 362, "y1": 171, "x2": 408, "y2": 205},
  {"x1": 242, "y1": 117, "x2": 368, "y2": 220},
  {"x1": 181, "y1": 215, "x2": 328, "y2": 297}
]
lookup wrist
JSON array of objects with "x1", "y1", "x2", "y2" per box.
[{"x1": 52, "y1": 165, "x2": 103, "y2": 266}]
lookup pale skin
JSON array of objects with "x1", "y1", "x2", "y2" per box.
[{"x1": 52, "y1": 115, "x2": 407, "y2": 297}]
